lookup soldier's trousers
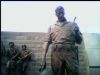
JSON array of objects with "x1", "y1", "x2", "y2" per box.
[
  {"x1": 51, "y1": 44, "x2": 79, "y2": 75},
  {"x1": 16, "y1": 62, "x2": 28, "y2": 75},
  {"x1": 6, "y1": 61, "x2": 16, "y2": 75}
]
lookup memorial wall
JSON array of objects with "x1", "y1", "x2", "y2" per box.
[{"x1": 1, "y1": 32, "x2": 100, "y2": 75}]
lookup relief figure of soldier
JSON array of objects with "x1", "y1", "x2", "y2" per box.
[
  {"x1": 6, "y1": 42, "x2": 19, "y2": 75},
  {"x1": 16, "y1": 45, "x2": 31, "y2": 75}
]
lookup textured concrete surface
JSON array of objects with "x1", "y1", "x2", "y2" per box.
[{"x1": 1, "y1": 31, "x2": 100, "y2": 75}]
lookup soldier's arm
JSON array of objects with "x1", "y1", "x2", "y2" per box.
[
  {"x1": 6, "y1": 50, "x2": 11, "y2": 61},
  {"x1": 6, "y1": 49, "x2": 10, "y2": 57},
  {"x1": 22, "y1": 51, "x2": 31, "y2": 60},
  {"x1": 27, "y1": 52, "x2": 31, "y2": 60},
  {"x1": 39, "y1": 33, "x2": 52, "y2": 71},
  {"x1": 12, "y1": 49, "x2": 20, "y2": 60},
  {"x1": 74, "y1": 23, "x2": 82, "y2": 44},
  {"x1": 43, "y1": 26, "x2": 52, "y2": 60},
  {"x1": 44, "y1": 33, "x2": 52, "y2": 61},
  {"x1": 39, "y1": 26, "x2": 53, "y2": 71}
]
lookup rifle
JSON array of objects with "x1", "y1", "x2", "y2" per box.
[
  {"x1": 73, "y1": 17, "x2": 77, "y2": 23},
  {"x1": 17, "y1": 52, "x2": 32, "y2": 63}
]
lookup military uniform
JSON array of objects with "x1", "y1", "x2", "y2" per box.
[
  {"x1": 16, "y1": 49, "x2": 31, "y2": 75},
  {"x1": 6, "y1": 47, "x2": 19, "y2": 75},
  {"x1": 47, "y1": 20, "x2": 82, "y2": 75}
]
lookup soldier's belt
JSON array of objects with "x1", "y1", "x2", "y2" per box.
[
  {"x1": 52, "y1": 42, "x2": 76, "y2": 50},
  {"x1": 52, "y1": 42, "x2": 75, "y2": 45}
]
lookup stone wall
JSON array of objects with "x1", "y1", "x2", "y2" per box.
[
  {"x1": 83, "y1": 33, "x2": 100, "y2": 75},
  {"x1": 1, "y1": 31, "x2": 100, "y2": 75},
  {"x1": 1, "y1": 32, "x2": 51, "y2": 75}
]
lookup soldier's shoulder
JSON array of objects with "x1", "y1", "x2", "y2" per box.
[
  {"x1": 68, "y1": 21, "x2": 78, "y2": 28},
  {"x1": 67, "y1": 21, "x2": 77, "y2": 25},
  {"x1": 49, "y1": 24, "x2": 55, "y2": 32},
  {"x1": 50, "y1": 24, "x2": 55, "y2": 28}
]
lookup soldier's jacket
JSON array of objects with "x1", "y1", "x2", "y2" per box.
[
  {"x1": 46, "y1": 20, "x2": 82, "y2": 44},
  {"x1": 6, "y1": 48, "x2": 19, "y2": 61},
  {"x1": 18, "y1": 50, "x2": 31, "y2": 62}
]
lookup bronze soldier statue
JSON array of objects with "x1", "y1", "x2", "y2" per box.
[
  {"x1": 16, "y1": 45, "x2": 31, "y2": 75},
  {"x1": 41, "y1": 6, "x2": 83, "y2": 75},
  {"x1": 6, "y1": 42, "x2": 19, "y2": 75}
]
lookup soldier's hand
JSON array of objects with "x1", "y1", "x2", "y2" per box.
[{"x1": 39, "y1": 58, "x2": 46, "y2": 72}]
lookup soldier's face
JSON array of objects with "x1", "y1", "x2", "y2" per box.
[
  {"x1": 56, "y1": 10, "x2": 64, "y2": 20},
  {"x1": 22, "y1": 46, "x2": 26, "y2": 50},
  {"x1": 9, "y1": 43, "x2": 14, "y2": 48}
]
